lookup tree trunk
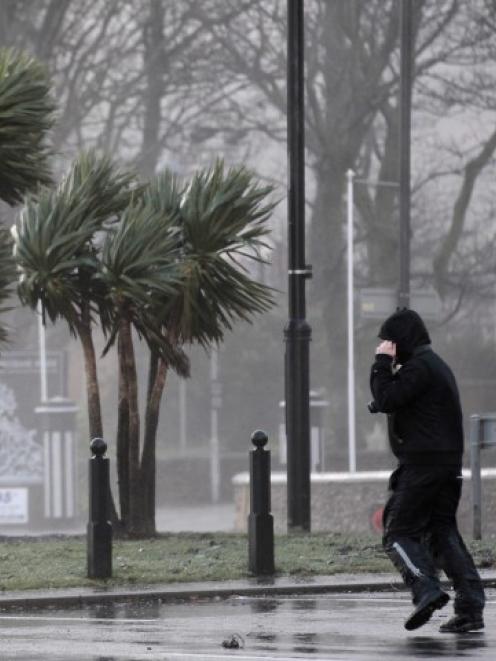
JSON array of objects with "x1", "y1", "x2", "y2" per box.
[
  {"x1": 360, "y1": 104, "x2": 400, "y2": 285},
  {"x1": 139, "y1": 350, "x2": 169, "y2": 537},
  {"x1": 137, "y1": 0, "x2": 165, "y2": 177},
  {"x1": 35, "y1": 0, "x2": 71, "y2": 62},
  {"x1": 77, "y1": 319, "x2": 103, "y2": 441},
  {"x1": 433, "y1": 126, "x2": 496, "y2": 298},
  {"x1": 116, "y1": 329, "x2": 130, "y2": 527},
  {"x1": 118, "y1": 318, "x2": 143, "y2": 536},
  {"x1": 77, "y1": 314, "x2": 121, "y2": 528},
  {"x1": 309, "y1": 165, "x2": 348, "y2": 459}
]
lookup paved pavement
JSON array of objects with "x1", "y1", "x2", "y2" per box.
[
  {"x1": 0, "y1": 569, "x2": 495, "y2": 610},
  {"x1": 0, "y1": 572, "x2": 495, "y2": 660}
]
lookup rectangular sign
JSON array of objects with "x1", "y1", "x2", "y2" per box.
[
  {"x1": 481, "y1": 417, "x2": 496, "y2": 448},
  {"x1": 359, "y1": 288, "x2": 440, "y2": 320},
  {"x1": 0, "y1": 350, "x2": 63, "y2": 375},
  {"x1": 0, "y1": 488, "x2": 28, "y2": 524}
]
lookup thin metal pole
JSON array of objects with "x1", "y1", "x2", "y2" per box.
[
  {"x1": 37, "y1": 300, "x2": 48, "y2": 402},
  {"x1": 346, "y1": 170, "x2": 356, "y2": 473},
  {"x1": 179, "y1": 379, "x2": 187, "y2": 450},
  {"x1": 399, "y1": 0, "x2": 412, "y2": 308},
  {"x1": 285, "y1": 0, "x2": 311, "y2": 531},
  {"x1": 470, "y1": 415, "x2": 482, "y2": 540},
  {"x1": 210, "y1": 346, "x2": 220, "y2": 504}
]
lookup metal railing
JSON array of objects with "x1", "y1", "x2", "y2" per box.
[{"x1": 470, "y1": 414, "x2": 496, "y2": 540}]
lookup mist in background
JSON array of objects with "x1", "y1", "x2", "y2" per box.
[{"x1": 2, "y1": 0, "x2": 496, "y2": 533}]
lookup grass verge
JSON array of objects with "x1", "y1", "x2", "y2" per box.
[{"x1": 0, "y1": 532, "x2": 495, "y2": 592}]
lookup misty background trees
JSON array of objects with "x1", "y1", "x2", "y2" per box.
[{"x1": 2, "y1": 0, "x2": 496, "y2": 516}]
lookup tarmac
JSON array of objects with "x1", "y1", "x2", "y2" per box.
[{"x1": 0, "y1": 573, "x2": 495, "y2": 660}]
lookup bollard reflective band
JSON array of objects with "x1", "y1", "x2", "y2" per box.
[{"x1": 393, "y1": 542, "x2": 424, "y2": 578}]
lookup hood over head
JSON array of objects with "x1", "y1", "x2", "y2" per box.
[{"x1": 378, "y1": 308, "x2": 431, "y2": 363}]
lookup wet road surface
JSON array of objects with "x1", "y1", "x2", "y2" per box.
[{"x1": 0, "y1": 589, "x2": 494, "y2": 660}]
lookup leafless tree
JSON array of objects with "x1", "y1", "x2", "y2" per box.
[{"x1": 189, "y1": 0, "x2": 496, "y2": 443}]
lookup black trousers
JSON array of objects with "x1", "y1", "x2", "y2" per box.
[{"x1": 383, "y1": 463, "x2": 485, "y2": 614}]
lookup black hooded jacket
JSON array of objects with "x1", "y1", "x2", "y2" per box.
[{"x1": 370, "y1": 309, "x2": 463, "y2": 465}]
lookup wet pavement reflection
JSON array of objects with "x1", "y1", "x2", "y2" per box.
[
  {"x1": 403, "y1": 633, "x2": 487, "y2": 657},
  {"x1": 0, "y1": 589, "x2": 493, "y2": 659}
]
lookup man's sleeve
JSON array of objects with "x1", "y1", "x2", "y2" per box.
[{"x1": 370, "y1": 354, "x2": 430, "y2": 413}]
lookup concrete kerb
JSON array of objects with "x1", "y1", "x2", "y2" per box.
[{"x1": 1, "y1": 570, "x2": 496, "y2": 611}]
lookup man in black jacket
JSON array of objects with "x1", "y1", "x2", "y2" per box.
[{"x1": 370, "y1": 308, "x2": 485, "y2": 632}]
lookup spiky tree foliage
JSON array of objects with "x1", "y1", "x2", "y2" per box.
[
  {"x1": 14, "y1": 150, "x2": 139, "y2": 441},
  {"x1": 0, "y1": 48, "x2": 55, "y2": 347},
  {"x1": 99, "y1": 200, "x2": 189, "y2": 533},
  {"x1": 140, "y1": 169, "x2": 184, "y2": 222},
  {"x1": 109, "y1": 170, "x2": 187, "y2": 534},
  {"x1": 0, "y1": 228, "x2": 15, "y2": 345},
  {"x1": 14, "y1": 152, "x2": 276, "y2": 538},
  {"x1": 177, "y1": 161, "x2": 275, "y2": 346},
  {"x1": 110, "y1": 160, "x2": 276, "y2": 536},
  {"x1": 0, "y1": 49, "x2": 55, "y2": 206},
  {"x1": 100, "y1": 201, "x2": 187, "y2": 370}
]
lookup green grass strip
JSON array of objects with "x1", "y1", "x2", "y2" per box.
[{"x1": 0, "y1": 532, "x2": 494, "y2": 592}]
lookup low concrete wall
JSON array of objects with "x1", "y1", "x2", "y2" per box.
[
  {"x1": 232, "y1": 469, "x2": 496, "y2": 537},
  {"x1": 156, "y1": 453, "x2": 246, "y2": 505}
]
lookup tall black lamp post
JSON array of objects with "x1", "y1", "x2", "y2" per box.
[
  {"x1": 399, "y1": 0, "x2": 412, "y2": 308},
  {"x1": 285, "y1": 0, "x2": 312, "y2": 531}
]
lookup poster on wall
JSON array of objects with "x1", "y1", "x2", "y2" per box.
[{"x1": 0, "y1": 488, "x2": 28, "y2": 524}]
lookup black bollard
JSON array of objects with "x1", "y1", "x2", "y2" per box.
[
  {"x1": 248, "y1": 430, "x2": 275, "y2": 575},
  {"x1": 87, "y1": 437, "x2": 112, "y2": 578}
]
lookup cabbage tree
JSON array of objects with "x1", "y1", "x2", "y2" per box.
[
  {"x1": 99, "y1": 194, "x2": 189, "y2": 531},
  {"x1": 0, "y1": 48, "x2": 55, "y2": 345},
  {"x1": 99, "y1": 161, "x2": 276, "y2": 536},
  {"x1": 14, "y1": 150, "x2": 138, "y2": 441},
  {"x1": 0, "y1": 49, "x2": 55, "y2": 205},
  {"x1": 15, "y1": 154, "x2": 276, "y2": 538}
]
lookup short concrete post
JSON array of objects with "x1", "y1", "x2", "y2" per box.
[
  {"x1": 248, "y1": 430, "x2": 274, "y2": 575},
  {"x1": 87, "y1": 438, "x2": 112, "y2": 578}
]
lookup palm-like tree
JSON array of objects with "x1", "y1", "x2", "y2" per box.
[
  {"x1": 99, "y1": 197, "x2": 189, "y2": 531},
  {"x1": 0, "y1": 48, "x2": 55, "y2": 346},
  {"x1": 177, "y1": 161, "x2": 275, "y2": 346},
  {"x1": 15, "y1": 150, "x2": 139, "y2": 440},
  {"x1": 103, "y1": 161, "x2": 276, "y2": 536},
  {"x1": 0, "y1": 49, "x2": 55, "y2": 206},
  {"x1": 15, "y1": 153, "x2": 276, "y2": 538}
]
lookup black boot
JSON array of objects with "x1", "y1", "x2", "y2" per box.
[
  {"x1": 439, "y1": 613, "x2": 484, "y2": 633},
  {"x1": 405, "y1": 589, "x2": 450, "y2": 631}
]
